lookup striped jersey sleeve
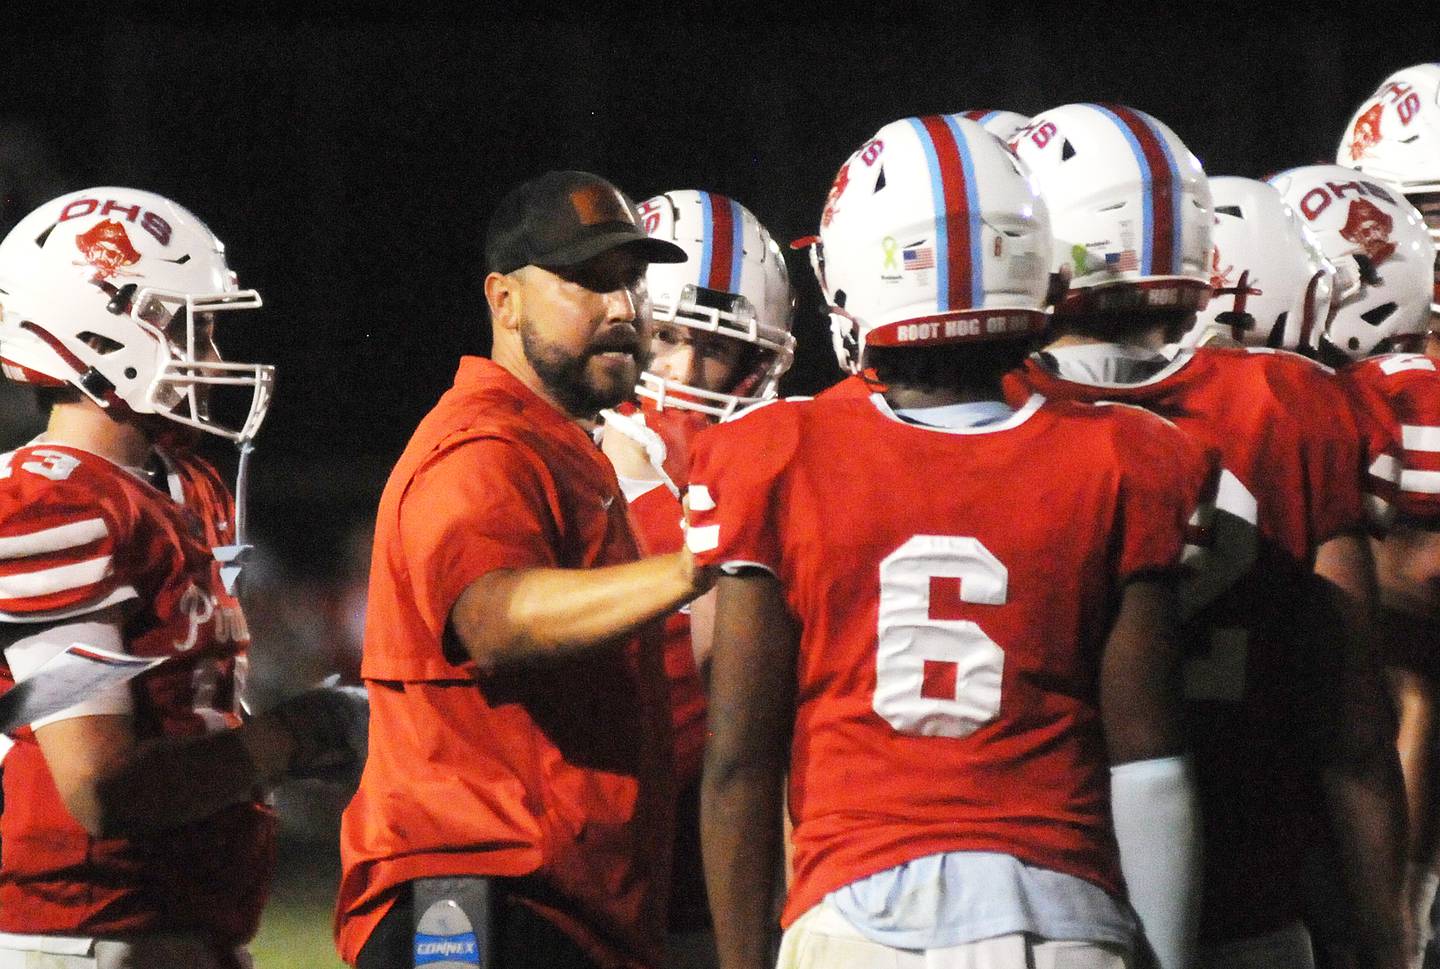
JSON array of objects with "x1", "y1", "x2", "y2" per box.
[
  {"x1": 1343, "y1": 354, "x2": 1440, "y2": 525},
  {"x1": 0, "y1": 447, "x2": 137, "y2": 623},
  {"x1": 684, "y1": 400, "x2": 800, "y2": 576}
]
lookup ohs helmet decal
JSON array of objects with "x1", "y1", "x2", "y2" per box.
[
  {"x1": 74, "y1": 220, "x2": 143, "y2": 279},
  {"x1": 1339, "y1": 197, "x2": 1397, "y2": 266},
  {"x1": 1347, "y1": 103, "x2": 1385, "y2": 163},
  {"x1": 1271, "y1": 164, "x2": 1434, "y2": 361},
  {"x1": 0, "y1": 187, "x2": 274, "y2": 444},
  {"x1": 1339, "y1": 63, "x2": 1440, "y2": 315}
]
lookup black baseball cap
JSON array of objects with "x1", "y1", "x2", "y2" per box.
[{"x1": 484, "y1": 170, "x2": 687, "y2": 274}]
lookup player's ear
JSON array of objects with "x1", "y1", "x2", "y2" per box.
[{"x1": 484, "y1": 270, "x2": 524, "y2": 334}]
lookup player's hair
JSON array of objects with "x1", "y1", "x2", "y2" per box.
[
  {"x1": 34, "y1": 386, "x2": 82, "y2": 412},
  {"x1": 865, "y1": 337, "x2": 1034, "y2": 396},
  {"x1": 1050, "y1": 308, "x2": 1196, "y2": 345}
]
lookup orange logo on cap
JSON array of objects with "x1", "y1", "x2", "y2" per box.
[
  {"x1": 570, "y1": 185, "x2": 633, "y2": 226},
  {"x1": 1348, "y1": 103, "x2": 1384, "y2": 162},
  {"x1": 1340, "y1": 198, "x2": 1397, "y2": 266},
  {"x1": 74, "y1": 220, "x2": 141, "y2": 278}
]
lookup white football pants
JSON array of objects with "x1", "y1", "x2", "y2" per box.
[
  {"x1": 0, "y1": 935, "x2": 252, "y2": 969},
  {"x1": 776, "y1": 899, "x2": 1132, "y2": 969},
  {"x1": 1194, "y1": 921, "x2": 1314, "y2": 969}
]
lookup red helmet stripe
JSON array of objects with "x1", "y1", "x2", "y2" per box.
[
  {"x1": 1102, "y1": 104, "x2": 1179, "y2": 276},
  {"x1": 704, "y1": 192, "x2": 738, "y2": 292},
  {"x1": 918, "y1": 114, "x2": 973, "y2": 309}
]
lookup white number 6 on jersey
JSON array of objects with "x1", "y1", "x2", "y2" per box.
[{"x1": 875, "y1": 535, "x2": 1006, "y2": 738}]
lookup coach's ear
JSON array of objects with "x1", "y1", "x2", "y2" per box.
[{"x1": 484, "y1": 269, "x2": 525, "y2": 336}]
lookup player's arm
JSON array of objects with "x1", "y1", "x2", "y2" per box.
[
  {"x1": 688, "y1": 586, "x2": 718, "y2": 675},
  {"x1": 448, "y1": 550, "x2": 714, "y2": 671},
  {"x1": 6, "y1": 610, "x2": 360, "y2": 838},
  {"x1": 701, "y1": 568, "x2": 796, "y2": 969},
  {"x1": 401, "y1": 432, "x2": 713, "y2": 671},
  {"x1": 1313, "y1": 530, "x2": 1408, "y2": 969},
  {"x1": 1099, "y1": 576, "x2": 1201, "y2": 969},
  {"x1": 34, "y1": 690, "x2": 360, "y2": 839},
  {"x1": 32, "y1": 703, "x2": 290, "y2": 838},
  {"x1": 1388, "y1": 662, "x2": 1440, "y2": 965},
  {"x1": 1372, "y1": 525, "x2": 1440, "y2": 912}
]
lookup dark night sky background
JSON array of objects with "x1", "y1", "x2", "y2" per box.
[{"x1": 3, "y1": 7, "x2": 1439, "y2": 575}]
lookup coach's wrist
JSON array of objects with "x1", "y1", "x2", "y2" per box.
[{"x1": 679, "y1": 547, "x2": 718, "y2": 597}]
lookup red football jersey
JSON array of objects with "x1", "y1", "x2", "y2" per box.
[
  {"x1": 1011, "y1": 345, "x2": 1370, "y2": 941},
  {"x1": 0, "y1": 444, "x2": 271, "y2": 944},
  {"x1": 687, "y1": 393, "x2": 1211, "y2": 928},
  {"x1": 815, "y1": 371, "x2": 883, "y2": 399},
  {"x1": 1340, "y1": 353, "x2": 1440, "y2": 524},
  {"x1": 337, "y1": 358, "x2": 673, "y2": 969},
  {"x1": 626, "y1": 483, "x2": 706, "y2": 788}
]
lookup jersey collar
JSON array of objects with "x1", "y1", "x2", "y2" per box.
[{"x1": 867, "y1": 392, "x2": 1045, "y2": 435}]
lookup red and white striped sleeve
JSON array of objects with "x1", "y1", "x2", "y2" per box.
[
  {"x1": 0, "y1": 447, "x2": 137, "y2": 624},
  {"x1": 1345, "y1": 355, "x2": 1440, "y2": 526}
]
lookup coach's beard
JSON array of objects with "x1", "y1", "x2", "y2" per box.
[{"x1": 521, "y1": 319, "x2": 647, "y2": 419}]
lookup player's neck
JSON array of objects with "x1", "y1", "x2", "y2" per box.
[
  {"x1": 43, "y1": 401, "x2": 153, "y2": 469},
  {"x1": 1045, "y1": 329, "x2": 1169, "y2": 352},
  {"x1": 881, "y1": 382, "x2": 1005, "y2": 410}
]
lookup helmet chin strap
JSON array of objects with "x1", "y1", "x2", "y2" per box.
[
  {"x1": 18, "y1": 320, "x2": 137, "y2": 419},
  {"x1": 213, "y1": 440, "x2": 254, "y2": 595},
  {"x1": 21, "y1": 318, "x2": 254, "y2": 593},
  {"x1": 598, "y1": 408, "x2": 681, "y2": 498}
]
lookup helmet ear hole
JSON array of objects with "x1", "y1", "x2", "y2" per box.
[
  {"x1": 874, "y1": 168, "x2": 887, "y2": 193},
  {"x1": 76, "y1": 332, "x2": 124, "y2": 354},
  {"x1": 1060, "y1": 140, "x2": 1076, "y2": 161},
  {"x1": 834, "y1": 289, "x2": 847, "y2": 309},
  {"x1": 1361, "y1": 302, "x2": 1398, "y2": 326}
]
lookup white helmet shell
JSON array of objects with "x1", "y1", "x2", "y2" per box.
[
  {"x1": 0, "y1": 187, "x2": 274, "y2": 443},
  {"x1": 1338, "y1": 63, "x2": 1440, "y2": 316},
  {"x1": 807, "y1": 114, "x2": 1052, "y2": 372},
  {"x1": 1013, "y1": 103, "x2": 1213, "y2": 315},
  {"x1": 959, "y1": 109, "x2": 1032, "y2": 145},
  {"x1": 1340, "y1": 64, "x2": 1440, "y2": 193},
  {"x1": 632, "y1": 190, "x2": 794, "y2": 418},
  {"x1": 1182, "y1": 177, "x2": 1335, "y2": 353},
  {"x1": 1269, "y1": 165, "x2": 1434, "y2": 360}
]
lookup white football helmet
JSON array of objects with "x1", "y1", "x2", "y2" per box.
[
  {"x1": 959, "y1": 109, "x2": 1032, "y2": 145},
  {"x1": 1180, "y1": 177, "x2": 1336, "y2": 352},
  {"x1": 1269, "y1": 165, "x2": 1434, "y2": 361},
  {"x1": 802, "y1": 114, "x2": 1052, "y2": 372},
  {"x1": 1338, "y1": 63, "x2": 1440, "y2": 315},
  {"x1": 631, "y1": 190, "x2": 794, "y2": 418},
  {"x1": 1012, "y1": 103, "x2": 1213, "y2": 315},
  {"x1": 0, "y1": 188, "x2": 273, "y2": 443}
]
